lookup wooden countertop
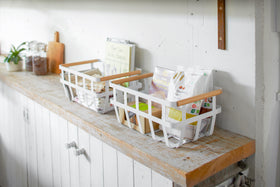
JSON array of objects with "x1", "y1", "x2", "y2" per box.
[{"x1": 0, "y1": 65, "x2": 255, "y2": 187}]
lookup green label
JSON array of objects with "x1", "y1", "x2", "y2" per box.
[{"x1": 130, "y1": 103, "x2": 154, "y2": 111}]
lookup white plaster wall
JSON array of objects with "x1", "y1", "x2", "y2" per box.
[
  {"x1": 255, "y1": 0, "x2": 280, "y2": 186},
  {"x1": 255, "y1": 0, "x2": 265, "y2": 185},
  {"x1": 262, "y1": 0, "x2": 280, "y2": 186},
  {"x1": 0, "y1": 0, "x2": 258, "y2": 181},
  {"x1": 0, "y1": 0, "x2": 256, "y2": 138}
]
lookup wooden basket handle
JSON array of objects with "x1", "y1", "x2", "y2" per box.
[
  {"x1": 61, "y1": 59, "x2": 100, "y2": 67},
  {"x1": 111, "y1": 73, "x2": 154, "y2": 84},
  {"x1": 100, "y1": 70, "x2": 142, "y2": 81},
  {"x1": 177, "y1": 89, "x2": 223, "y2": 107}
]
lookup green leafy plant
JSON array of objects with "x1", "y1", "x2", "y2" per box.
[{"x1": 4, "y1": 42, "x2": 26, "y2": 64}]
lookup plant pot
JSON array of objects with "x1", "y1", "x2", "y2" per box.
[{"x1": 5, "y1": 61, "x2": 23, "y2": 72}]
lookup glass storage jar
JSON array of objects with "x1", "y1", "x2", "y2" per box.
[
  {"x1": 33, "y1": 42, "x2": 48, "y2": 75},
  {"x1": 25, "y1": 41, "x2": 37, "y2": 72}
]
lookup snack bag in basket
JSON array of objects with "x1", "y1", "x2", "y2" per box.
[
  {"x1": 167, "y1": 68, "x2": 213, "y2": 125},
  {"x1": 149, "y1": 66, "x2": 175, "y2": 106}
]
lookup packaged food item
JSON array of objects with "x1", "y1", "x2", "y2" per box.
[
  {"x1": 118, "y1": 101, "x2": 161, "y2": 134},
  {"x1": 199, "y1": 68, "x2": 214, "y2": 114},
  {"x1": 66, "y1": 68, "x2": 102, "y2": 83},
  {"x1": 149, "y1": 66, "x2": 175, "y2": 99},
  {"x1": 73, "y1": 68, "x2": 108, "y2": 111},
  {"x1": 77, "y1": 74, "x2": 106, "y2": 93},
  {"x1": 83, "y1": 68, "x2": 102, "y2": 76},
  {"x1": 167, "y1": 71, "x2": 185, "y2": 101},
  {"x1": 167, "y1": 68, "x2": 213, "y2": 124}
]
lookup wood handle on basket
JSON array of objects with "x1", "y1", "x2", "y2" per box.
[
  {"x1": 111, "y1": 73, "x2": 154, "y2": 84},
  {"x1": 100, "y1": 70, "x2": 142, "y2": 81},
  {"x1": 177, "y1": 89, "x2": 223, "y2": 107},
  {"x1": 61, "y1": 59, "x2": 100, "y2": 67}
]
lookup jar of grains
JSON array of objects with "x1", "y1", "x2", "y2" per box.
[
  {"x1": 25, "y1": 41, "x2": 37, "y2": 71},
  {"x1": 33, "y1": 43, "x2": 48, "y2": 75}
]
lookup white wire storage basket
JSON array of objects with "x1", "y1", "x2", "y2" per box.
[
  {"x1": 110, "y1": 73, "x2": 223, "y2": 148},
  {"x1": 59, "y1": 59, "x2": 142, "y2": 114}
]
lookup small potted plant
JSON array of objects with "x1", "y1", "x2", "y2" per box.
[{"x1": 4, "y1": 42, "x2": 26, "y2": 72}]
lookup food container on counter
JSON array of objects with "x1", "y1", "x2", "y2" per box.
[
  {"x1": 33, "y1": 42, "x2": 48, "y2": 75},
  {"x1": 25, "y1": 41, "x2": 37, "y2": 71}
]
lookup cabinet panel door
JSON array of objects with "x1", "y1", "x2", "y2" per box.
[
  {"x1": 2, "y1": 85, "x2": 15, "y2": 187},
  {"x1": 12, "y1": 91, "x2": 28, "y2": 187},
  {"x1": 117, "y1": 151, "x2": 134, "y2": 187},
  {"x1": 5, "y1": 85, "x2": 14, "y2": 187},
  {"x1": 36, "y1": 103, "x2": 53, "y2": 187},
  {"x1": 152, "y1": 170, "x2": 173, "y2": 187},
  {"x1": 26, "y1": 97, "x2": 39, "y2": 187},
  {"x1": 50, "y1": 112, "x2": 62, "y2": 187},
  {"x1": 103, "y1": 143, "x2": 118, "y2": 187},
  {"x1": 0, "y1": 85, "x2": 28, "y2": 187},
  {"x1": 0, "y1": 82, "x2": 5, "y2": 186},
  {"x1": 134, "y1": 160, "x2": 152, "y2": 187},
  {"x1": 68, "y1": 122, "x2": 79, "y2": 187},
  {"x1": 0, "y1": 83, "x2": 9, "y2": 187},
  {"x1": 90, "y1": 136, "x2": 104, "y2": 187},
  {"x1": 59, "y1": 116, "x2": 71, "y2": 187},
  {"x1": 50, "y1": 112, "x2": 72, "y2": 187},
  {"x1": 78, "y1": 129, "x2": 91, "y2": 187}
]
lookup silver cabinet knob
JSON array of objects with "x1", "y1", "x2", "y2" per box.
[
  {"x1": 65, "y1": 141, "x2": 77, "y2": 149},
  {"x1": 75, "y1": 148, "x2": 86, "y2": 156}
]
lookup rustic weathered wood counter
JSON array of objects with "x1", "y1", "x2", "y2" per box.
[{"x1": 0, "y1": 65, "x2": 255, "y2": 187}]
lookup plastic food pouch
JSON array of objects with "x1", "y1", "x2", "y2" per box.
[
  {"x1": 149, "y1": 66, "x2": 175, "y2": 98},
  {"x1": 199, "y1": 68, "x2": 214, "y2": 114},
  {"x1": 185, "y1": 69, "x2": 213, "y2": 125},
  {"x1": 167, "y1": 68, "x2": 213, "y2": 125},
  {"x1": 198, "y1": 69, "x2": 214, "y2": 130},
  {"x1": 167, "y1": 71, "x2": 185, "y2": 101},
  {"x1": 77, "y1": 74, "x2": 106, "y2": 93}
]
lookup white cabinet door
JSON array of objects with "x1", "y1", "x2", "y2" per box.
[
  {"x1": 50, "y1": 111, "x2": 72, "y2": 187},
  {"x1": 0, "y1": 82, "x2": 9, "y2": 187},
  {"x1": 89, "y1": 135, "x2": 173, "y2": 187},
  {"x1": 134, "y1": 160, "x2": 152, "y2": 187},
  {"x1": 12, "y1": 90, "x2": 28, "y2": 187},
  {"x1": 50, "y1": 112, "x2": 62, "y2": 187},
  {"x1": 0, "y1": 83, "x2": 13, "y2": 187},
  {"x1": 49, "y1": 115, "x2": 92, "y2": 187},
  {"x1": 77, "y1": 128, "x2": 91, "y2": 187},
  {"x1": 49, "y1": 115, "x2": 91, "y2": 187},
  {"x1": 0, "y1": 84, "x2": 28, "y2": 187},
  {"x1": 59, "y1": 117, "x2": 71, "y2": 187},
  {"x1": 68, "y1": 122, "x2": 79, "y2": 187},
  {"x1": 103, "y1": 143, "x2": 118, "y2": 187},
  {"x1": 35, "y1": 103, "x2": 53, "y2": 187},
  {"x1": 117, "y1": 151, "x2": 134, "y2": 187},
  {"x1": 90, "y1": 136, "x2": 104, "y2": 187},
  {"x1": 0, "y1": 81, "x2": 5, "y2": 186},
  {"x1": 25, "y1": 97, "x2": 39, "y2": 187},
  {"x1": 152, "y1": 170, "x2": 173, "y2": 187}
]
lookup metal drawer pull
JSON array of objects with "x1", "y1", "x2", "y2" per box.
[
  {"x1": 75, "y1": 148, "x2": 86, "y2": 156},
  {"x1": 65, "y1": 141, "x2": 77, "y2": 149}
]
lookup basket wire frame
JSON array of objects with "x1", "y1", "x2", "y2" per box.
[{"x1": 110, "y1": 80, "x2": 222, "y2": 148}]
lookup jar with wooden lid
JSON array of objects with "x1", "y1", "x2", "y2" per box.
[{"x1": 33, "y1": 43, "x2": 48, "y2": 75}]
